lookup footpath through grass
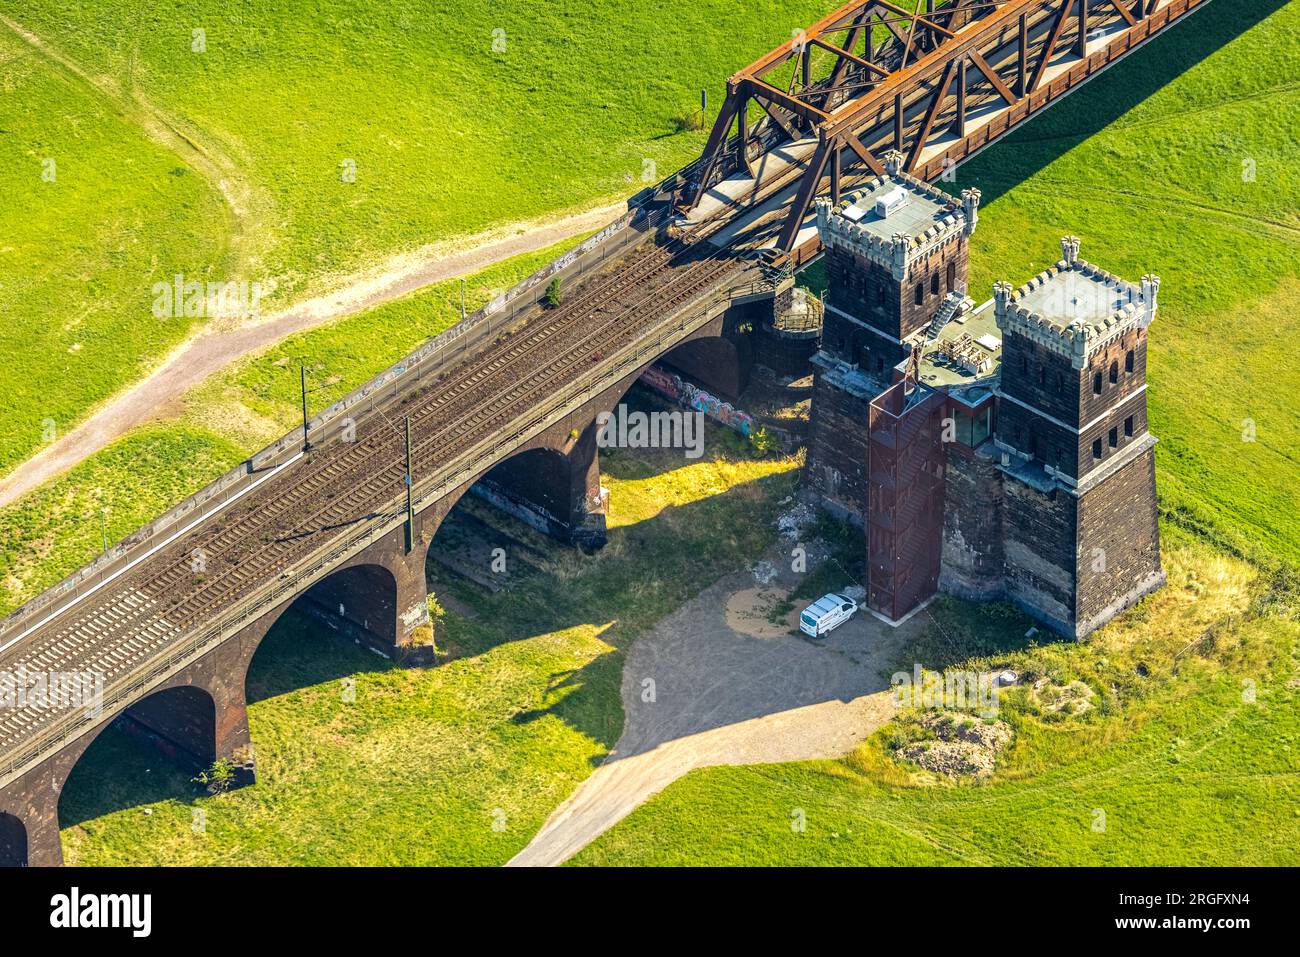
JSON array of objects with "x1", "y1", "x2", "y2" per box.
[
  {"x1": 574, "y1": 530, "x2": 1300, "y2": 866},
  {"x1": 0, "y1": 238, "x2": 579, "y2": 615},
  {"x1": 0, "y1": 25, "x2": 232, "y2": 474},
  {"x1": 0, "y1": 0, "x2": 833, "y2": 473}
]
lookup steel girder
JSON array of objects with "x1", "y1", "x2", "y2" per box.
[{"x1": 683, "y1": 0, "x2": 1205, "y2": 254}]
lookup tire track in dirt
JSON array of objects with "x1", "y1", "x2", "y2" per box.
[{"x1": 1, "y1": 14, "x2": 269, "y2": 273}]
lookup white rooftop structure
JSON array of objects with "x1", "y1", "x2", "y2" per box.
[{"x1": 814, "y1": 151, "x2": 980, "y2": 281}]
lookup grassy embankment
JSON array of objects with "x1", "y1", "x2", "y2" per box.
[
  {"x1": 60, "y1": 413, "x2": 799, "y2": 865},
  {"x1": 18, "y1": 0, "x2": 1300, "y2": 865},
  {"x1": 0, "y1": 0, "x2": 830, "y2": 472}
]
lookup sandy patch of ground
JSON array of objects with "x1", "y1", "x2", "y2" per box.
[
  {"x1": 507, "y1": 557, "x2": 923, "y2": 867},
  {"x1": 725, "y1": 586, "x2": 800, "y2": 639}
]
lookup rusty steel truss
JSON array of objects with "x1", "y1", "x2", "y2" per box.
[{"x1": 684, "y1": 0, "x2": 1210, "y2": 254}]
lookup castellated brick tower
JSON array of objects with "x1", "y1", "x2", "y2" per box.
[
  {"x1": 805, "y1": 151, "x2": 980, "y2": 521},
  {"x1": 993, "y1": 237, "x2": 1165, "y2": 637},
  {"x1": 817, "y1": 151, "x2": 979, "y2": 376}
]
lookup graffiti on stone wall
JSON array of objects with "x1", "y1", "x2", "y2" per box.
[{"x1": 639, "y1": 366, "x2": 754, "y2": 437}]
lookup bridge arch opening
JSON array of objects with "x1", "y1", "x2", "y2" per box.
[
  {"x1": 659, "y1": 333, "x2": 751, "y2": 402},
  {"x1": 0, "y1": 811, "x2": 26, "y2": 867},
  {"x1": 297, "y1": 562, "x2": 402, "y2": 650},
  {"x1": 58, "y1": 684, "x2": 221, "y2": 832},
  {"x1": 473, "y1": 446, "x2": 585, "y2": 542},
  {"x1": 246, "y1": 561, "x2": 406, "y2": 703}
]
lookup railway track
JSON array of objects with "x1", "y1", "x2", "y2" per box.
[
  {"x1": 2, "y1": 0, "x2": 1210, "y2": 796},
  {"x1": 0, "y1": 229, "x2": 746, "y2": 757}
]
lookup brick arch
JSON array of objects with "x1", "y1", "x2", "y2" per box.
[
  {"x1": 45, "y1": 680, "x2": 245, "y2": 862},
  {"x1": 470, "y1": 445, "x2": 583, "y2": 539},
  {"x1": 0, "y1": 811, "x2": 26, "y2": 867},
  {"x1": 659, "y1": 332, "x2": 751, "y2": 401},
  {"x1": 292, "y1": 562, "x2": 402, "y2": 650},
  {"x1": 109, "y1": 684, "x2": 219, "y2": 770}
]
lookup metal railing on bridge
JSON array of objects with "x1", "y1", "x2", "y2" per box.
[{"x1": 0, "y1": 241, "x2": 773, "y2": 790}]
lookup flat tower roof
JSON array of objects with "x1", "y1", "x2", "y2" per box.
[
  {"x1": 1014, "y1": 265, "x2": 1133, "y2": 329},
  {"x1": 838, "y1": 178, "x2": 955, "y2": 243},
  {"x1": 994, "y1": 237, "x2": 1159, "y2": 370},
  {"x1": 814, "y1": 156, "x2": 979, "y2": 281}
]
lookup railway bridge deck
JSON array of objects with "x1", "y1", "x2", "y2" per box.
[{"x1": 0, "y1": 0, "x2": 1211, "y2": 865}]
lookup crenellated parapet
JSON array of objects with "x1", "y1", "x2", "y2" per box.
[
  {"x1": 994, "y1": 238, "x2": 1158, "y2": 369},
  {"x1": 814, "y1": 170, "x2": 973, "y2": 282}
]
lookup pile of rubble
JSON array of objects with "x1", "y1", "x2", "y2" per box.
[
  {"x1": 894, "y1": 710, "x2": 1014, "y2": 779},
  {"x1": 776, "y1": 498, "x2": 818, "y2": 541}
]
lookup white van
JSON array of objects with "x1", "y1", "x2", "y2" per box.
[{"x1": 799, "y1": 593, "x2": 859, "y2": 637}]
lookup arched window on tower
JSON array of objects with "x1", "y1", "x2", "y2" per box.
[{"x1": 1110, "y1": 360, "x2": 1119, "y2": 384}]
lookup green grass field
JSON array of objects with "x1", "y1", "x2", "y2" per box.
[
  {"x1": 0, "y1": 237, "x2": 580, "y2": 614},
  {"x1": 0, "y1": 0, "x2": 834, "y2": 473},
  {"x1": 574, "y1": 531, "x2": 1300, "y2": 865},
  {"x1": 8, "y1": 0, "x2": 1300, "y2": 866},
  {"x1": 0, "y1": 25, "x2": 232, "y2": 473}
]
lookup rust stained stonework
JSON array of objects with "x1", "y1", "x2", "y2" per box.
[{"x1": 805, "y1": 164, "x2": 1163, "y2": 636}]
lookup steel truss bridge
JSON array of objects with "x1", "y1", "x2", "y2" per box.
[
  {"x1": 679, "y1": 0, "x2": 1207, "y2": 258},
  {"x1": 0, "y1": 0, "x2": 1208, "y2": 865}
]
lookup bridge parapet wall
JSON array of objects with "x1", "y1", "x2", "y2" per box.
[
  {"x1": 0, "y1": 254, "x2": 767, "y2": 795},
  {"x1": 0, "y1": 206, "x2": 672, "y2": 653}
]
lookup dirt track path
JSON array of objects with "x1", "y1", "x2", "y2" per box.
[
  {"x1": 0, "y1": 200, "x2": 626, "y2": 508},
  {"x1": 507, "y1": 562, "x2": 918, "y2": 867},
  {"x1": 3, "y1": 4, "x2": 630, "y2": 509}
]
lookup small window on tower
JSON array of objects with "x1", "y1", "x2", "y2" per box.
[
  {"x1": 1092, "y1": 438, "x2": 1103, "y2": 460},
  {"x1": 930, "y1": 273, "x2": 940, "y2": 296},
  {"x1": 1126, "y1": 349, "x2": 1135, "y2": 373},
  {"x1": 1109, "y1": 426, "x2": 1118, "y2": 449},
  {"x1": 946, "y1": 261, "x2": 956, "y2": 292},
  {"x1": 1110, "y1": 360, "x2": 1119, "y2": 384},
  {"x1": 876, "y1": 280, "x2": 887, "y2": 305},
  {"x1": 914, "y1": 281, "x2": 924, "y2": 306},
  {"x1": 1093, "y1": 372, "x2": 1103, "y2": 395},
  {"x1": 1125, "y1": 415, "x2": 1134, "y2": 437}
]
